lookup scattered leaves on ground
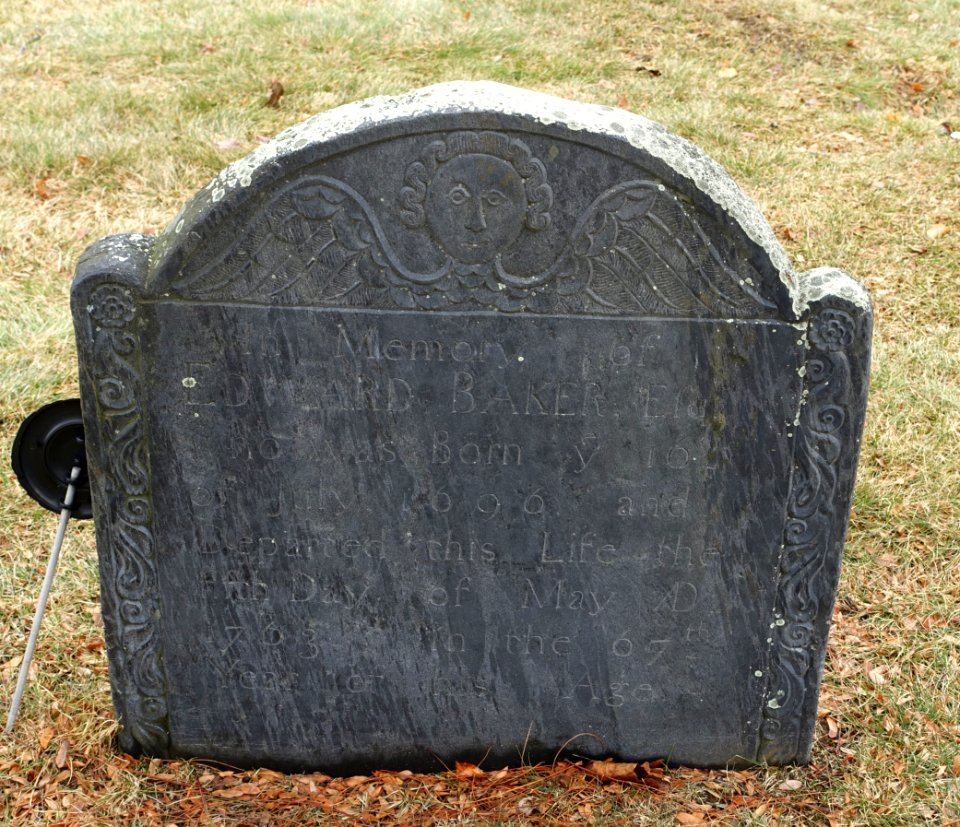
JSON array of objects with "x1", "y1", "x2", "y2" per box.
[{"x1": 265, "y1": 79, "x2": 285, "y2": 108}]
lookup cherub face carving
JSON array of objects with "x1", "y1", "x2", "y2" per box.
[
  {"x1": 425, "y1": 154, "x2": 526, "y2": 264},
  {"x1": 399, "y1": 132, "x2": 553, "y2": 266}
]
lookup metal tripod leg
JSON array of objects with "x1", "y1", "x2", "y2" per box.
[{"x1": 4, "y1": 464, "x2": 82, "y2": 733}]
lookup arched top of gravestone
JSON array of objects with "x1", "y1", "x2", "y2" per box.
[{"x1": 147, "y1": 81, "x2": 862, "y2": 321}]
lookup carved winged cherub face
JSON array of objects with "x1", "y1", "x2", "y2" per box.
[{"x1": 425, "y1": 154, "x2": 526, "y2": 264}]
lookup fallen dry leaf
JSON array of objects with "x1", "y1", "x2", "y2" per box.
[
  {"x1": 215, "y1": 138, "x2": 242, "y2": 151},
  {"x1": 216, "y1": 781, "x2": 261, "y2": 798},
  {"x1": 837, "y1": 131, "x2": 864, "y2": 144},
  {"x1": 2, "y1": 654, "x2": 23, "y2": 676},
  {"x1": 926, "y1": 223, "x2": 949, "y2": 240},
  {"x1": 676, "y1": 812, "x2": 705, "y2": 825},
  {"x1": 586, "y1": 759, "x2": 640, "y2": 783},
  {"x1": 265, "y1": 79, "x2": 285, "y2": 108},
  {"x1": 38, "y1": 726, "x2": 55, "y2": 751},
  {"x1": 779, "y1": 778, "x2": 802, "y2": 790},
  {"x1": 717, "y1": 67, "x2": 737, "y2": 79},
  {"x1": 617, "y1": 94, "x2": 629, "y2": 108},
  {"x1": 953, "y1": 754, "x2": 960, "y2": 776},
  {"x1": 55, "y1": 739, "x2": 69, "y2": 769},
  {"x1": 35, "y1": 177, "x2": 50, "y2": 200},
  {"x1": 454, "y1": 761, "x2": 485, "y2": 778}
]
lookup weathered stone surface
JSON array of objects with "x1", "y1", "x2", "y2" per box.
[{"x1": 71, "y1": 82, "x2": 872, "y2": 772}]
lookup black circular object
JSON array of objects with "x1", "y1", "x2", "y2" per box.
[{"x1": 11, "y1": 399, "x2": 92, "y2": 519}]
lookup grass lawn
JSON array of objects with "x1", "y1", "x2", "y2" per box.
[{"x1": 1, "y1": 0, "x2": 958, "y2": 823}]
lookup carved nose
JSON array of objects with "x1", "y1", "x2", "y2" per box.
[{"x1": 465, "y1": 200, "x2": 487, "y2": 232}]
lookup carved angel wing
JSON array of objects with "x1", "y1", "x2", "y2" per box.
[
  {"x1": 171, "y1": 176, "x2": 450, "y2": 306},
  {"x1": 171, "y1": 174, "x2": 777, "y2": 317},
  {"x1": 554, "y1": 182, "x2": 776, "y2": 317}
]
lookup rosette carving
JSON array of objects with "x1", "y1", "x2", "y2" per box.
[
  {"x1": 88, "y1": 284, "x2": 136, "y2": 327},
  {"x1": 809, "y1": 308, "x2": 855, "y2": 352}
]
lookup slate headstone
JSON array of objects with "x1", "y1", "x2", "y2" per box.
[{"x1": 71, "y1": 82, "x2": 871, "y2": 771}]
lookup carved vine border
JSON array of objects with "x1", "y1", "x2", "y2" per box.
[
  {"x1": 758, "y1": 306, "x2": 859, "y2": 762},
  {"x1": 88, "y1": 282, "x2": 170, "y2": 754}
]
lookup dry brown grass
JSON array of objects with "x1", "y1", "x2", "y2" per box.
[{"x1": 1, "y1": 0, "x2": 959, "y2": 824}]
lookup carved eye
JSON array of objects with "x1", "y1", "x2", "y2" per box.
[
  {"x1": 447, "y1": 184, "x2": 470, "y2": 206},
  {"x1": 484, "y1": 189, "x2": 507, "y2": 207}
]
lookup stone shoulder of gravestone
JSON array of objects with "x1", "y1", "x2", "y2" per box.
[{"x1": 71, "y1": 81, "x2": 871, "y2": 770}]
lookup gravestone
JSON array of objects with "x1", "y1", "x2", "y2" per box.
[{"x1": 71, "y1": 82, "x2": 871, "y2": 771}]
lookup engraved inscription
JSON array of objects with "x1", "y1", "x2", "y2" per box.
[
  {"x1": 558, "y1": 671, "x2": 657, "y2": 707},
  {"x1": 450, "y1": 371, "x2": 606, "y2": 417},
  {"x1": 538, "y1": 530, "x2": 619, "y2": 565},
  {"x1": 336, "y1": 326, "x2": 509, "y2": 365},
  {"x1": 426, "y1": 578, "x2": 472, "y2": 607},
  {"x1": 431, "y1": 429, "x2": 522, "y2": 466},
  {"x1": 521, "y1": 579, "x2": 614, "y2": 616},
  {"x1": 505, "y1": 627, "x2": 572, "y2": 656},
  {"x1": 145, "y1": 303, "x2": 809, "y2": 767},
  {"x1": 413, "y1": 533, "x2": 497, "y2": 564}
]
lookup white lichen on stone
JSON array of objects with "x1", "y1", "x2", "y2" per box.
[
  {"x1": 183, "y1": 81, "x2": 870, "y2": 317},
  {"x1": 794, "y1": 266, "x2": 871, "y2": 314},
  {"x1": 202, "y1": 82, "x2": 797, "y2": 271}
]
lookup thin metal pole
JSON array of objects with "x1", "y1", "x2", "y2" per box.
[{"x1": 4, "y1": 464, "x2": 81, "y2": 733}]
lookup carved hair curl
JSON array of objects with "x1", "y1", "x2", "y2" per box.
[{"x1": 399, "y1": 131, "x2": 553, "y2": 231}]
